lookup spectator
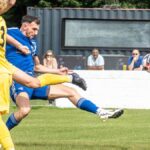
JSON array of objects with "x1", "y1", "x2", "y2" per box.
[
  {"x1": 43, "y1": 50, "x2": 58, "y2": 106},
  {"x1": 87, "y1": 48, "x2": 104, "y2": 70},
  {"x1": 143, "y1": 53, "x2": 150, "y2": 72},
  {"x1": 128, "y1": 49, "x2": 143, "y2": 71},
  {"x1": 43, "y1": 50, "x2": 58, "y2": 69}
]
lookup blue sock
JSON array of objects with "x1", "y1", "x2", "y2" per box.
[
  {"x1": 6, "y1": 113, "x2": 20, "y2": 130},
  {"x1": 76, "y1": 98, "x2": 99, "y2": 114}
]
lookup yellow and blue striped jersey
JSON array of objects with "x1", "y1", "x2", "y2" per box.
[{"x1": 0, "y1": 16, "x2": 6, "y2": 58}]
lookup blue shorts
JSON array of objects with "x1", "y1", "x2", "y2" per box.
[{"x1": 10, "y1": 81, "x2": 50, "y2": 102}]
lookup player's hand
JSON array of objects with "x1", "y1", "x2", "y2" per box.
[
  {"x1": 18, "y1": 45, "x2": 30, "y2": 55},
  {"x1": 133, "y1": 56, "x2": 138, "y2": 62}
]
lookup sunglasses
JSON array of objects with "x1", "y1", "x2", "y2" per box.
[
  {"x1": 132, "y1": 53, "x2": 138, "y2": 55},
  {"x1": 46, "y1": 54, "x2": 52, "y2": 57}
]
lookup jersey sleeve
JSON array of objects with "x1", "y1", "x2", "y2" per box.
[{"x1": 31, "y1": 38, "x2": 38, "y2": 57}]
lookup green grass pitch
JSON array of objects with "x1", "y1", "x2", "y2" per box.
[{"x1": 4, "y1": 106, "x2": 150, "y2": 150}]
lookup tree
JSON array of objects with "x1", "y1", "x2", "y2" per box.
[
  {"x1": 3, "y1": 0, "x2": 150, "y2": 27},
  {"x1": 3, "y1": 0, "x2": 39, "y2": 27}
]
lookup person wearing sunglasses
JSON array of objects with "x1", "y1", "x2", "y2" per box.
[
  {"x1": 43, "y1": 50, "x2": 58, "y2": 106},
  {"x1": 43, "y1": 50, "x2": 58, "y2": 69},
  {"x1": 127, "y1": 49, "x2": 143, "y2": 71}
]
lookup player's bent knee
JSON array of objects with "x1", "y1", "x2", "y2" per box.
[{"x1": 19, "y1": 107, "x2": 31, "y2": 117}]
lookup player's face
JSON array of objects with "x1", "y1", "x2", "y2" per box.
[{"x1": 26, "y1": 22, "x2": 39, "y2": 39}]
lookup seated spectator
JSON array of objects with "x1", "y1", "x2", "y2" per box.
[
  {"x1": 143, "y1": 53, "x2": 150, "y2": 72},
  {"x1": 128, "y1": 49, "x2": 143, "y2": 71},
  {"x1": 87, "y1": 48, "x2": 104, "y2": 70},
  {"x1": 43, "y1": 50, "x2": 58, "y2": 106},
  {"x1": 43, "y1": 50, "x2": 58, "y2": 69}
]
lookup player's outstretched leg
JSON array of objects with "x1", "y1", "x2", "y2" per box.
[
  {"x1": 76, "y1": 98, "x2": 124, "y2": 120},
  {"x1": 47, "y1": 85, "x2": 124, "y2": 120},
  {"x1": 71, "y1": 73, "x2": 87, "y2": 91}
]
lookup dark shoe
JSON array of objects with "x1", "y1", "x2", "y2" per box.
[
  {"x1": 71, "y1": 73, "x2": 87, "y2": 90},
  {"x1": 108, "y1": 109, "x2": 124, "y2": 119}
]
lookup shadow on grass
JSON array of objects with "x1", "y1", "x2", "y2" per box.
[
  {"x1": 31, "y1": 106, "x2": 58, "y2": 110},
  {"x1": 16, "y1": 142, "x2": 128, "y2": 150}
]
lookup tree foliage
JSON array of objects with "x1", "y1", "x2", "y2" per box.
[
  {"x1": 3, "y1": 0, "x2": 150, "y2": 27},
  {"x1": 37, "y1": 0, "x2": 150, "y2": 8},
  {"x1": 3, "y1": 0, "x2": 39, "y2": 27}
]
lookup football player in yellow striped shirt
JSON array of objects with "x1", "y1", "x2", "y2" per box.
[{"x1": 0, "y1": 1, "x2": 16, "y2": 149}]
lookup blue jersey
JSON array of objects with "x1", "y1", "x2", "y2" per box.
[
  {"x1": 128, "y1": 56, "x2": 143, "y2": 69},
  {"x1": 6, "y1": 28, "x2": 49, "y2": 101},
  {"x1": 6, "y1": 28, "x2": 37, "y2": 76}
]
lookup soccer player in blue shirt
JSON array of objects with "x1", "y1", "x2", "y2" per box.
[{"x1": 6, "y1": 15, "x2": 123, "y2": 130}]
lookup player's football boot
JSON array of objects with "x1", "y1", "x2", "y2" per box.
[
  {"x1": 71, "y1": 73, "x2": 87, "y2": 91},
  {"x1": 97, "y1": 108, "x2": 124, "y2": 120}
]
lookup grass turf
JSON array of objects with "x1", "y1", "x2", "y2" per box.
[{"x1": 3, "y1": 106, "x2": 150, "y2": 150}]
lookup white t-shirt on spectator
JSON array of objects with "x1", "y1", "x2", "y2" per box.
[{"x1": 87, "y1": 54, "x2": 104, "y2": 66}]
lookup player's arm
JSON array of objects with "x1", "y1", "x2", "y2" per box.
[
  {"x1": 6, "y1": 34, "x2": 30, "y2": 55},
  {"x1": 33, "y1": 55, "x2": 75, "y2": 86},
  {"x1": 87, "y1": 65, "x2": 104, "y2": 70},
  {"x1": 128, "y1": 59, "x2": 135, "y2": 70},
  {"x1": 134, "y1": 65, "x2": 143, "y2": 71},
  {"x1": 0, "y1": 0, "x2": 16, "y2": 15},
  {"x1": 43, "y1": 58, "x2": 47, "y2": 67},
  {"x1": 52, "y1": 58, "x2": 58, "y2": 69},
  {"x1": 87, "y1": 57, "x2": 104, "y2": 70},
  {"x1": 34, "y1": 55, "x2": 68, "y2": 75},
  {"x1": 13, "y1": 63, "x2": 72, "y2": 88}
]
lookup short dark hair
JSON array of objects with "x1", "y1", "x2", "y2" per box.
[
  {"x1": 21, "y1": 15, "x2": 40, "y2": 25},
  {"x1": 92, "y1": 48, "x2": 99, "y2": 53}
]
